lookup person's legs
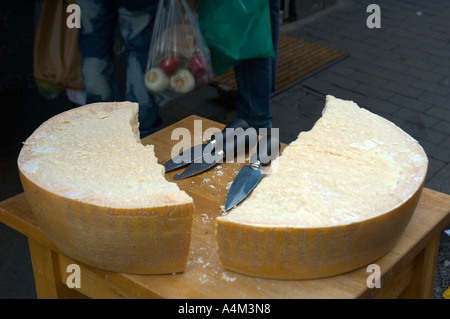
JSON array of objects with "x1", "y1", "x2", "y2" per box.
[
  {"x1": 77, "y1": 0, "x2": 120, "y2": 103},
  {"x1": 234, "y1": 58, "x2": 273, "y2": 129},
  {"x1": 117, "y1": 0, "x2": 163, "y2": 138},
  {"x1": 234, "y1": 0, "x2": 280, "y2": 130}
]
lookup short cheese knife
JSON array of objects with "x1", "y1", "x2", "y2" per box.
[
  {"x1": 173, "y1": 120, "x2": 253, "y2": 180},
  {"x1": 164, "y1": 118, "x2": 249, "y2": 173},
  {"x1": 224, "y1": 134, "x2": 280, "y2": 211}
]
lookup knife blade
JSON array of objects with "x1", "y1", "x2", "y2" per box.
[
  {"x1": 163, "y1": 118, "x2": 250, "y2": 173},
  {"x1": 225, "y1": 134, "x2": 280, "y2": 211},
  {"x1": 173, "y1": 120, "x2": 253, "y2": 180},
  {"x1": 163, "y1": 143, "x2": 208, "y2": 173}
]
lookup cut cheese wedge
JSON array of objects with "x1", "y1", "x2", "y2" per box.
[
  {"x1": 216, "y1": 95, "x2": 428, "y2": 280},
  {"x1": 18, "y1": 102, "x2": 194, "y2": 274}
]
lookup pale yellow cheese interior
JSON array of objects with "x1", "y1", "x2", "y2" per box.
[
  {"x1": 219, "y1": 95, "x2": 427, "y2": 227},
  {"x1": 18, "y1": 102, "x2": 192, "y2": 208}
]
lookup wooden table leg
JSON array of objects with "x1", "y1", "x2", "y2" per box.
[
  {"x1": 28, "y1": 238, "x2": 85, "y2": 299},
  {"x1": 398, "y1": 235, "x2": 441, "y2": 299}
]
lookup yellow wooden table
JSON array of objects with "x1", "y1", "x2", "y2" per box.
[{"x1": 1, "y1": 116, "x2": 449, "y2": 299}]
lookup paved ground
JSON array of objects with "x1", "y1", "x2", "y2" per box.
[{"x1": 0, "y1": 0, "x2": 449, "y2": 298}]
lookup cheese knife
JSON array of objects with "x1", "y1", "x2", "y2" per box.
[
  {"x1": 224, "y1": 134, "x2": 280, "y2": 211},
  {"x1": 173, "y1": 120, "x2": 253, "y2": 180},
  {"x1": 164, "y1": 118, "x2": 250, "y2": 173}
]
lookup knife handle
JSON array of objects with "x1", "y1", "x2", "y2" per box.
[
  {"x1": 225, "y1": 118, "x2": 251, "y2": 130},
  {"x1": 253, "y1": 134, "x2": 281, "y2": 167},
  {"x1": 225, "y1": 125, "x2": 256, "y2": 156},
  {"x1": 208, "y1": 119, "x2": 249, "y2": 145},
  {"x1": 213, "y1": 119, "x2": 258, "y2": 161},
  {"x1": 209, "y1": 119, "x2": 250, "y2": 143},
  {"x1": 211, "y1": 119, "x2": 250, "y2": 149}
]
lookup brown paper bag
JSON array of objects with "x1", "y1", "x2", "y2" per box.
[{"x1": 33, "y1": 0, "x2": 84, "y2": 90}]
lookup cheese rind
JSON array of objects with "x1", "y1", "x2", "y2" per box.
[
  {"x1": 216, "y1": 95, "x2": 427, "y2": 279},
  {"x1": 18, "y1": 102, "x2": 194, "y2": 274}
]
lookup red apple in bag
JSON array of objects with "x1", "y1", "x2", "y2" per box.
[
  {"x1": 190, "y1": 55, "x2": 208, "y2": 77},
  {"x1": 160, "y1": 55, "x2": 180, "y2": 75}
]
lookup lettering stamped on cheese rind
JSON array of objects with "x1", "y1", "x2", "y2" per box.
[
  {"x1": 167, "y1": 204, "x2": 192, "y2": 220},
  {"x1": 105, "y1": 204, "x2": 191, "y2": 219},
  {"x1": 106, "y1": 208, "x2": 158, "y2": 218}
]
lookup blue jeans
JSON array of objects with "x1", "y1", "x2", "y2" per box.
[
  {"x1": 234, "y1": 0, "x2": 280, "y2": 129},
  {"x1": 76, "y1": 0, "x2": 163, "y2": 138}
]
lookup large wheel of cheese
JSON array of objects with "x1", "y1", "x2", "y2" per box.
[
  {"x1": 216, "y1": 96, "x2": 427, "y2": 280},
  {"x1": 18, "y1": 102, "x2": 194, "y2": 274}
]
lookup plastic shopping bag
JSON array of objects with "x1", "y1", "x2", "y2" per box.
[
  {"x1": 145, "y1": 0, "x2": 213, "y2": 105},
  {"x1": 198, "y1": 0, "x2": 275, "y2": 76},
  {"x1": 33, "y1": 0, "x2": 84, "y2": 91}
]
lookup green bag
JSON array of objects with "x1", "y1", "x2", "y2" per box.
[{"x1": 198, "y1": 0, "x2": 275, "y2": 76}]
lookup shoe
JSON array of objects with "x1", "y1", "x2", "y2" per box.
[{"x1": 215, "y1": 83, "x2": 239, "y2": 105}]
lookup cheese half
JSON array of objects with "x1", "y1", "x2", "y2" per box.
[
  {"x1": 18, "y1": 102, "x2": 194, "y2": 274},
  {"x1": 216, "y1": 95, "x2": 427, "y2": 279}
]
